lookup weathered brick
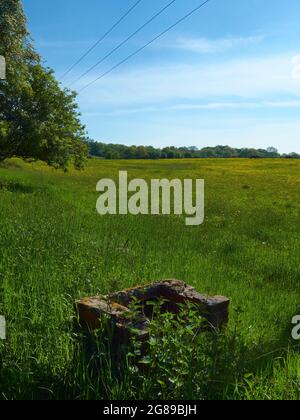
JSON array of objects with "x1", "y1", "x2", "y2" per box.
[{"x1": 75, "y1": 280, "x2": 230, "y2": 344}]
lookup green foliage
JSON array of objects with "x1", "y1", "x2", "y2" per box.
[
  {"x1": 0, "y1": 158, "x2": 299, "y2": 400},
  {"x1": 125, "y1": 301, "x2": 247, "y2": 400},
  {"x1": 88, "y1": 141, "x2": 300, "y2": 160},
  {"x1": 0, "y1": 0, "x2": 87, "y2": 170}
]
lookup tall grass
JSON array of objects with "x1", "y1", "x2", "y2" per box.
[{"x1": 0, "y1": 158, "x2": 299, "y2": 400}]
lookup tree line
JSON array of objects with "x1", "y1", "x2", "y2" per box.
[{"x1": 88, "y1": 142, "x2": 300, "y2": 160}]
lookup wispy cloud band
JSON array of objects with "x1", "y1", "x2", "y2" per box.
[
  {"x1": 161, "y1": 35, "x2": 264, "y2": 54},
  {"x1": 78, "y1": 52, "x2": 300, "y2": 109}
]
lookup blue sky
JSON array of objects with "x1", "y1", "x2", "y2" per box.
[{"x1": 22, "y1": 0, "x2": 300, "y2": 152}]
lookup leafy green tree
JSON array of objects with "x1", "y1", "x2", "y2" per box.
[
  {"x1": 123, "y1": 146, "x2": 136, "y2": 159},
  {"x1": 134, "y1": 146, "x2": 148, "y2": 159},
  {"x1": 87, "y1": 141, "x2": 288, "y2": 160},
  {"x1": 0, "y1": 0, "x2": 87, "y2": 169},
  {"x1": 146, "y1": 146, "x2": 161, "y2": 160}
]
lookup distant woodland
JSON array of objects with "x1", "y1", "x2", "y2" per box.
[{"x1": 87, "y1": 142, "x2": 300, "y2": 160}]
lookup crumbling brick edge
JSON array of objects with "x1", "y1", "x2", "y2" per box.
[{"x1": 75, "y1": 280, "x2": 230, "y2": 344}]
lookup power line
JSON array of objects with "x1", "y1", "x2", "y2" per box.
[
  {"x1": 69, "y1": 0, "x2": 177, "y2": 87},
  {"x1": 78, "y1": 0, "x2": 211, "y2": 93},
  {"x1": 60, "y1": 0, "x2": 143, "y2": 81}
]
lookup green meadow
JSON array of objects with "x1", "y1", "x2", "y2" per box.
[{"x1": 0, "y1": 158, "x2": 299, "y2": 400}]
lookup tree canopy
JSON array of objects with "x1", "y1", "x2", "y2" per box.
[
  {"x1": 87, "y1": 141, "x2": 299, "y2": 160},
  {"x1": 0, "y1": 0, "x2": 87, "y2": 170}
]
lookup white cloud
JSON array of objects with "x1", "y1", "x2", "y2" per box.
[
  {"x1": 163, "y1": 35, "x2": 264, "y2": 54},
  {"x1": 77, "y1": 52, "x2": 300, "y2": 109},
  {"x1": 291, "y1": 55, "x2": 300, "y2": 80},
  {"x1": 82, "y1": 99, "x2": 300, "y2": 117},
  {"x1": 78, "y1": 51, "x2": 300, "y2": 153},
  {"x1": 171, "y1": 99, "x2": 300, "y2": 111}
]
